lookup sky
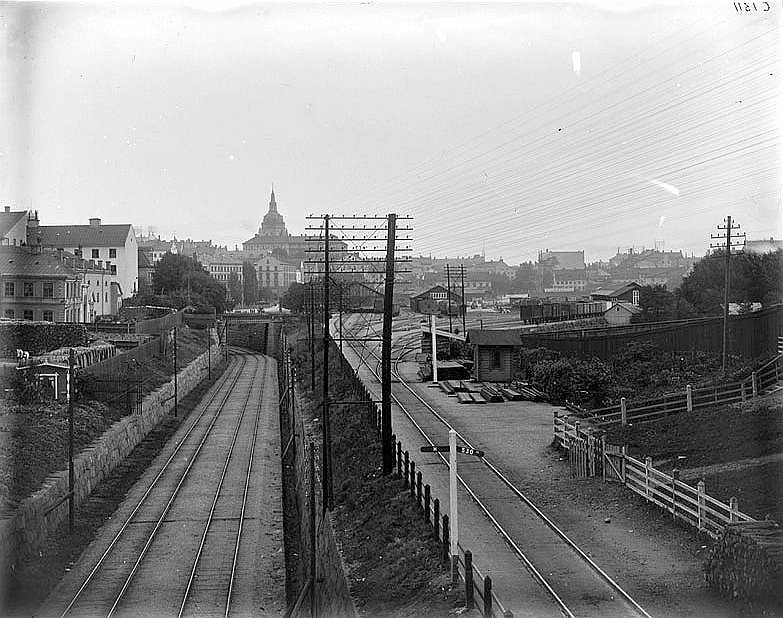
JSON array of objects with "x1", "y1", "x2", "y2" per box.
[{"x1": 1, "y1": 1, "x2": 781, "y2": 264}]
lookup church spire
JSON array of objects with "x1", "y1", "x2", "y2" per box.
[{"x1": 270, "y1": 184, "x2": 277, "y2": 212}]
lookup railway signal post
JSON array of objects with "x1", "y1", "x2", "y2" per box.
[
  {"x1": 421, "y1": 431, "x2": 485, "y2": 582},
  {"x1": 449, "y1": 429, "x2": 458, "y2": 581}
]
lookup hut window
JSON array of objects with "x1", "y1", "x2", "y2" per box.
[{"x1": 491, "y1": 349, "x2": 501, "y2": 368}]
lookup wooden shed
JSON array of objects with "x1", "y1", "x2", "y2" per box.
[
  {"x1": 465, "y1": 329, "x2": 521, "y2": 383},
  {"x1": 603, "y1": 302, "x2": 642, "y2": 326},
  {"x1": 16, "y1": 362, "x2": 70, "y2": 400}
]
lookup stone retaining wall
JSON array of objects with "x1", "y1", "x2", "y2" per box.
[
  {"x1": 0, "y1": 340, "x2": 225, "y2": 580},
  {"x1": 283, "y1": 354, "x2": 358, "y2": 618}
]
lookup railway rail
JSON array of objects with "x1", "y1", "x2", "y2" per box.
[
  {"x1": 42, "y1": 350, "x2": 275, "y2": 618},
  {"x1": 340, "y1": 315, "x2": 652, "y2": 618}
]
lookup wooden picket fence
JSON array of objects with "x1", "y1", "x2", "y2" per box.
[
  {"x1": 565, "y1": 354, "x2": 783, "y2": 428},
  {"x1": 553, "y1": 413, "x2": 756, "y2": 538}
]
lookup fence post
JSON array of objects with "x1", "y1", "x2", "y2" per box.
[
  {"x1": 621, "y1": 445, "x2": 627, "y2": 483},
  {"x1": 741, "y1": 381, "x2": 746, "y2": 402},
  {"x1": 404, "y1": 451, "x2": 410, "y2": 487},
  {"x1": 645, "y1": 457, "x2": 652, "y2": 499},
  {"x1": 483, "y1": 576, "x2": 493, "y2": 618},
  {"x1": 574, "y1": 420, "x2": 581, "y2": 438},
  {"x1": 620, "y1": 397, "x2": 627, "y2": 425},
  {"x1": 752, "y1": 371, "x2": 758, "y2": 397},
  {"x1": 465, "y1": 550, "x2": 474, "y2": 610},
  {"x1": 416, "y1": 471, "x2": 422, "y2": 507},
  {"x1": 730, "y1": 496, "x2": 739, "y2": 522},
  {"x1": 672, "y1": 468, "x2": 679, "y2": 520},
  {"x1": 686, "y1": 384, "x2": 693, "y2": 412},
  {"x1": 553, "y1": 409, "x2": 559, "y2": 445},
  {"x1": 433, "y1": 498, "x2": 440, "y2": 537},
  {"x1": 601, "y1": 435, "x2": 606, "y2": 483},
  {"x1": 697, "y1": 480, "x2": 705, "y2": 531},
  {"x1": 410, "y1": 461, "x2": 416, "y2": 499},
  {"x1": 442, "y1": 515, "x2": 450, "y2": 565},
  {"x1": 424, "y1": 484, "x2": 431, "y2": 523},
  {"x1": 587, "y1": 428, "x2": 595, "y2": 477}
]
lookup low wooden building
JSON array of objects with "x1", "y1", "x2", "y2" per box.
[
  {"x1": 465, "y1": 329, "x2": 521, "y2": 383},
  {"x1": 603, "y1": 302, "x2": 642, "y2": 326},
  {"x1": 16, "y1": 362, "x2": 69, "y2": 400},
  {"x1": 410, "y1": 285, "x2": 463, "y2": 315}
]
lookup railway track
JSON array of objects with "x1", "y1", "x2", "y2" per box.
[
  {"x1": 341, "y1": 315, "x2": 651, "y2": 618},
  {"x1": 42, "y1": 350, "x2": 275, "y2": 618}
]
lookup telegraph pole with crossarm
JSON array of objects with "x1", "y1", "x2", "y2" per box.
[{"x1": 710, "y1": 216, "x2": 746, "y2": 373}]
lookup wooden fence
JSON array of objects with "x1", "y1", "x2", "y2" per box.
[
  {"x1": 519, "y1": 303, "x2": 782, "y2": 360},
  {"x1": 565, "y1": 353, "x2": 782, "y2": 428},
  {"x1": 553, "y1": 413, "x2": 756, "y2": 538}
]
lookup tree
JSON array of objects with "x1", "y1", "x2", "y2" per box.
[
  {"x1": 511, "y1": 262, "x2": 536, "y2": 292},
  {"x1": 281, "y1": 282, "x2": 307, "y2": 312},
  {"x1": 153, "y1": 253, "x2": 203, "y2": 295},
  {"x1": 242, "y1": 260, "x2": 258, "y2": 305},
  {"x1": 228, "y1": 272, "x2": 243, "y2": 304},
  {"x1": 677, "y1": 249, "x2": 782, "y2": 315},
  {"x1": 637, "y1": 285, "x2": 677, "y2": 322},
  {"x1": 150, "y1": 253, "x2": 228, "y2": 313}
]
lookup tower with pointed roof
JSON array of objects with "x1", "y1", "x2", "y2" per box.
[{"x1": 260, "y1": 185, "x2": 288, "y2": 237}]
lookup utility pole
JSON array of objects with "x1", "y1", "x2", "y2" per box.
[
  {"x1": 173, "y1": 326, "x2": 178, "y2": 417},
  {"x1": 445, "y1": 263, "x2": 453, "y2": 333},
  {"x1": 322, "y1": 215, "x2": 333, "y2": 511},
  {"x1": 309, "y1": 280, "x2": 315, "y2": 391},
  {"x1": 381, "y1": 213, "x2": 397, "y2": 475},
  {"x1": 459, "y1": 263, "x2": 466, "y2": 335},
  {"x1": 68, "y1": 348, "x2": 75, "y2": 533},
  {"x1": 710, "y1": 216, "x2": 745, "y2": 373},
  {"x1": 305, "y1": 214, "x2": 413, "y2": 478}
]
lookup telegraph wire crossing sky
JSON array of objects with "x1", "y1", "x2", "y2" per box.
[{"x1": 2, "y1": 1, "x2": 780, "y2": 264}]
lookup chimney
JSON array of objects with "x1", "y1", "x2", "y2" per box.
[
  {"x1": 89, "y1": 217, "x2": 101, "y2": 228},
  {"x1": 4, "y1": 206, "x2": 9, "y2": 212}
]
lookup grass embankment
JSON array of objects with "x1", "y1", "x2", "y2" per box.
[
  {"x1": 0, "y1": 327, "x2": 210, "y2": 514},
  {"x1": 606, "y1": 391, "x2": 783, "y2": 523},
  {"x1": 290, "y1": 330, "x2": 467, "y2": 617}
]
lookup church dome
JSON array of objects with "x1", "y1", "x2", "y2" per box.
[{"x1": 260, "y1": 187, "x2": 288, "y2": 237}]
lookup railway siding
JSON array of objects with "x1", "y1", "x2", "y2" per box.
[{"x1": 0, "y1": 340, "x2": 223, "y2": 584}]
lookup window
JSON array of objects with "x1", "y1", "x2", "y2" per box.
[
  {"x1": 43, "y1": 282, "x2": 54, "y2": 298},
  {"x1": 23, "y1": 310, "x2": 34, "y2": 321},
  {"x1": 105, "y1": 292, "x2": 108, "y2": 301},
  {"x1": 4, "y1": 309, "x2": 13, "y2": 318},
  {"x1": 23, "y1": 282, "x2": 34, "y2": 297},
  {"x1": 110, "y1": 265, "x2": 117, "y2": 275},
  {"x1": 632, "y1": 289, "x2": 640, "y2": 305},
  {"x1": 4, "y1": 282, "x2": 14, "y2": 296},
  {"x1": 109, "y1": 248, "x2": 116, "y2": 258},
  {"x1": 43, "y1": 310, "x2": 53, "y2": 321},
  {"x1": 92, "y1": 249, "x2": 99, "y2": 259},
  {"x1": 490, "y1": 349, "x2": 502, "y2": 369}
]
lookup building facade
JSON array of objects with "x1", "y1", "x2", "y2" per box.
[
  {"x1": 0, "y1": 246, "x2": 82, "y2": 322},
  {"x1": 32, "y1": 215, "x2": 138, "y2": 305}
]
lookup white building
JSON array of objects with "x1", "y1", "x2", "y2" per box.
[{"x1": 32, "y1": 216, "x2": 138, "y2": 306}]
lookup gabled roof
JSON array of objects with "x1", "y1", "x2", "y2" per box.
[
  {"x1": 465, "y1": 329, "x2": 521, "y2": 346},
  {"x1": 591, "y1": 281, "x2": 641, "y2": 297},
  {"x1": 38, "y1": 224, "x2": 133, "y2": 248},
  {"x1": 0, "y1": 210, "x2": 27, "y2": 237},
  {"x1": 0, "y1": 246, "x2": 77, "y2": 278},
  {"x1": 605, "y1": 302, "x2": 642, "y2": 314}
]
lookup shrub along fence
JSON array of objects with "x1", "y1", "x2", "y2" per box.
[
  {"x1": 565, "y1": 354, "x2": 782, "y2": 428},
  {"x1": 552, "y1": 412, "x2": 756, "y2": 538}
]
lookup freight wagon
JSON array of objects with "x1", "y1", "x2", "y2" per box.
[{"x1": 518, "y1": 300, "x2": 607, "y2": 325}]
